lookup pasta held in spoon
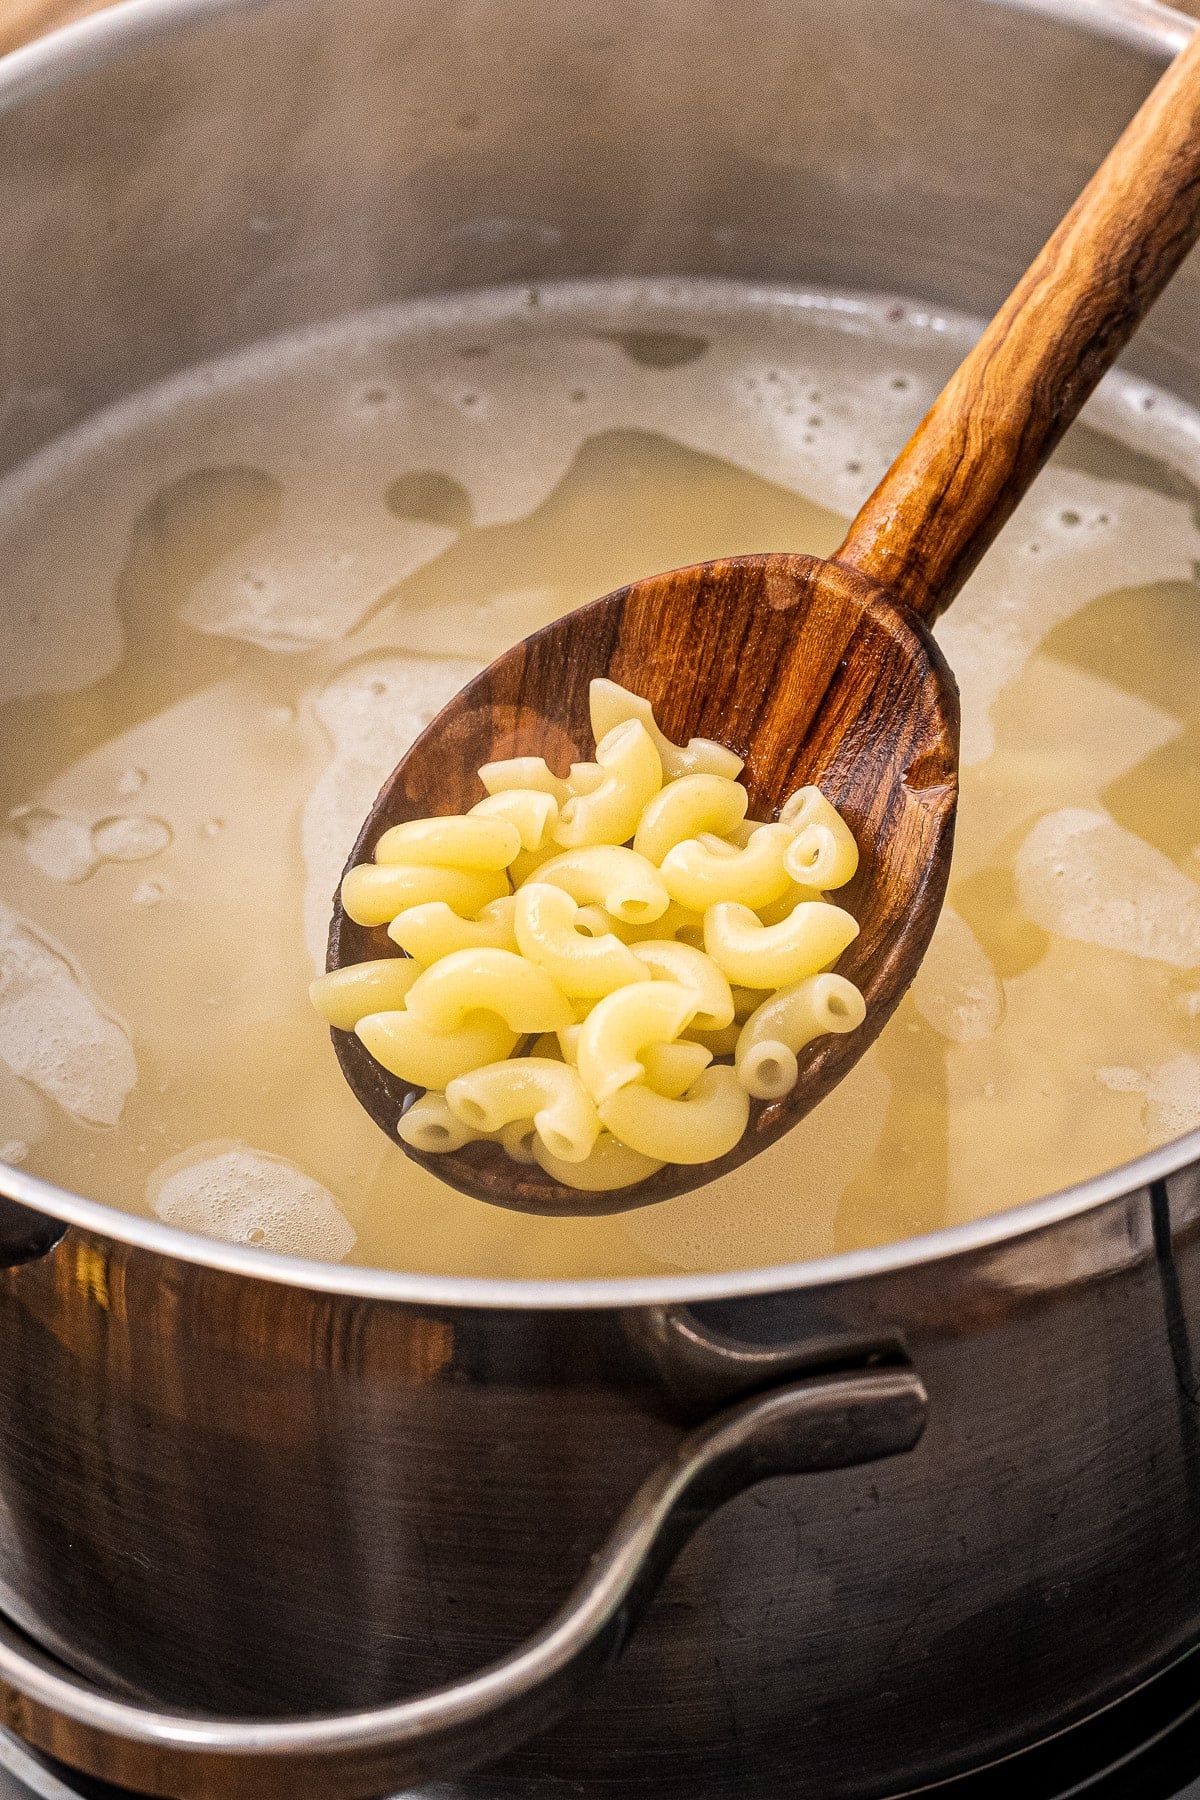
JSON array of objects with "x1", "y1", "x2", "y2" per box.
[{"x1": 311, "y1": 682, "x2": 866, "y2": 1192}]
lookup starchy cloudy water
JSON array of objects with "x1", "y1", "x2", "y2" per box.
[{"x1": 0, "y1": 279, "x2": 1198, "y2": 1276}]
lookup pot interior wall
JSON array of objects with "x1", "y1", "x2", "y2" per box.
[{"x1": 0, "y1": 0, "x2": 1196, "y2": 486}]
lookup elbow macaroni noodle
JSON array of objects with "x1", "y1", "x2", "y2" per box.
[{"x1": 311, "y1": 682, "x2": 867, "y2": 1189}]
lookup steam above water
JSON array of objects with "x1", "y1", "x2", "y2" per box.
[{"x1": 0, "y1": 279, "x2": 1198, "y2": 1277}]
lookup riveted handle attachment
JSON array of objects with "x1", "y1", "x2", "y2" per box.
[{"x1": 0, "y1": 1365, "x2": 927, "y2": 1800}]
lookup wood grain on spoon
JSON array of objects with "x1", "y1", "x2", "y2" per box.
[{"x1": 329, "y1": 22, "x2": 1200, "y2": 1213}]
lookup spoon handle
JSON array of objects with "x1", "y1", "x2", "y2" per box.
[{"x1": 835, "y1": 22, "x2": 1200, "y2": 625}]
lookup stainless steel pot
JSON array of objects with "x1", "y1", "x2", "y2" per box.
[{"x1": 2, "y1": 0, "x2": 1200, "y2": 1795}]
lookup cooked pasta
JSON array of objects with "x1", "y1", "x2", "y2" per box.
[
  {"x1": 532, "y1": 845, "x2": 670, "y2": 925},
  {"x1": 576, "y1": 980, "x2": 699, "y2": 1105},
  {"x1": 598, "y1": 1065, "x2": 750, "y2": 1163},
  {"x1": 469, "y1": 788, "x2": 559, "y2": 852},
  {"x1": 703, "y1": 900, "x2": 860, "y2": 990},
  {"x1": 780, "y1": 786, "x2": 861, "y2": 891},
  {"x1": 554, "y1": 720, "x2": 663, "y2": 849},
  {"x1": 735, "y1": 973, "x2": 867, "y2": 1099},
  {"x1": 659, "y1": 822, "x2": 798, "y2": 912},
  {"x1": 514, "y1": 882, "x2": 647, "y2": 998},
  {"x1": 590, "y1": 679, "x2": 744, "y2": 781},
  {"x1": 397, "y1": 1092, "x2": 492, "y2": 1154},
  {"x1": 388, "y1": 896, "x2": 518, "y2": 963},
  {"x1": 373, "y1": 814, "x2": 521, "y2": 871},
  {"x1": 628, "y1": 938, "x2": 735, "y2": 1031},
  {"x1": 355, "y1": 1008, "x2": 519, "y2": 1088},
  {"x1": 309, "y1": 957, "x2": 421, "y2": 1031},
  {"x1": 320, "y1": 682, "x2": 866, "y2": 1189},
  {"x1": 340, "y1": 862, "x2": 508, "y2": 928},
  {"x1": 404, "y1": 948, "x2": 575, "y2": 1034},
  {"x1": 632, "y1": 773, "x2": 748, "y2": 865},
  {"x1": 478, "y1": 756, "x2": 571, "y2": 805},
  {"x1": 446, "y1": 1058, "x2": 600, "y2": 1163},
  {"x1": 532, "y1": 1130, "x2": 665, "y2": 1191}
]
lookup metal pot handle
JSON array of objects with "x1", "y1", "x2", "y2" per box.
[{"x1": 0, "y1": 1365, "x2": 927, "y2": 1800}]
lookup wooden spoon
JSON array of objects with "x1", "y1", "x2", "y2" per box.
[{"x1": 328, "y1": 28, "x2": 1200, "y2": 1214}]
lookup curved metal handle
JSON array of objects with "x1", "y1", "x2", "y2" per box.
[{"x1": 0, "y1": 1366, "x2": 927, "y2": 1800}]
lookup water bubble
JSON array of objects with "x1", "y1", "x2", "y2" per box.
[
  {"x1": 269, "y1": 704, "x2": 296, "y2": 726},
  {"x1": 117, "y1": 767, "x2": 147, "y2": 797},
  {"x1": 92, "y1": 814, "x2": 172, "y2": 862},
  {"x1": 131, "y1": 878, "x2": 167, "y2": 907},
  {"x1": 0, "y1": 1140, "x2": 29, "y2": 1165},
  {"x1": 202, "y1": 818, "x2": 225, "y2": 839}
]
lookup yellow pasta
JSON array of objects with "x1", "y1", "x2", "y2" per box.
[
  {"x1": 659, "y1": 822, "x2": 796, "y2": 912},
  {"x1": 446, "y1": 1058, "x2": 600, "y2": 1163},
  {"x1": 685, "y1": 1020, "x2": 743, "y2": 1058},
  {"x1": 604, "y1": 899, "x2": 706, "y2": 944},
  {"x1": 373, "y1": 814, "x2": 520, "y2": 871},
  {"x1": 388, "y1": 896, "x2": 518, "y2": 963},
  {"x1": 629, "y1": 938, "x2": 735, "y2": 1031},
  {"x1": 640, "y1": 1039, "x2": 714, "y2": 1098},
  {"x1": 575, "y1": 980, "x2": 697, "y2": 1105},
  {"x1": 780, "y1": 787, "x2": 860, "y2": 891},
  {"x1": 508, "y1": 842, "x2": 563, "y2": 887},
  {"x1": 704, "y1": 900, "x2": 859, "y2": 989},
  {"x1": 529, "y1": 846, "x2": 670, "y2": 926},
  {"x1": 532, "y1": 1131, "x2": 664, "y2": 1190},
  {"x1": 598, "y1": 1065, "x2": 749, "y2": 1163},
  {"x1": 554, "y1": 720, "x2": 663, "y2": 849},
  {"x1": 355, "y1": 1009, "x2": 518, "y2": 1088},
  {"x1": 309, "y1": 958, "x2": 420, "y2": 1031},
  {"x1": 397, "y1": 1092, "x2": 494, "y2": 1153},
  {"x1": 514, "y1": 882, "x2": 649, "y2": 999},
  {"x1": 735, "y1": 973, "x2": 867, "y2": 1099},
  {"x1": 633, "y1": 773, "x2": 749, "y2": 865},
  {"x1": 469, "y1": 788, "x2": 559, "y2": 852},
  {"x1": 404, "y1": 948, "x2": 575, "y2": 1034},
  {"x1": 340, "y1": 862, "x2": 509, "y2": 929},
  {"x1": 478, "y1": 756, "x2": 570, "y2": 805},
  {"x1": 322, "y1": 680, "x2": 867, "y2": 1190},
  {"x1": 589, "y1": 679, "x2": 744, "y2": 781}
]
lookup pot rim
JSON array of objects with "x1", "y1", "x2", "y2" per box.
[{"x1": 0, "y1": 0, "x2": 1196, "y2": 1312}]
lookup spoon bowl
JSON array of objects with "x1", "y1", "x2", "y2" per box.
[{"x1": 328, "y1": 552, "x2": 958, "y2": 1211}]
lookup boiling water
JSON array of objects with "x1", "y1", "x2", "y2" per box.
[{"x1": 1, "y1": 280, "x2": 1198, "y2": 1279}]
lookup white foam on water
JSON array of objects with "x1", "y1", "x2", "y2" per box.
[
  {"x1": 1015, "y1": 809, "x2": 1200, "y2": 968},
  {"x1": 183, "y1": 512, "x2": 454, "y2": 651},
  {"x1": 0, "y1": 902, "x2": 137, "y2": 1124},
  {"x1": 951, "y1": 655, "x2": 1181, "y2": 880},
  {"x1": 1098, "y1": 1054, "x2": 1200, "y2": 1141},
  {"x1": 148, "y1": 1141, "x2": 356, "y2": 1260},
  {"x1": 302, "y1": 652, "x2": 480, "y2": 969},
  {"x1": 910, "y1": 907, "x2": 1004, "y2": 1043},
  {"x1": 7, "y1": 809, "x2": 99, "y2": 883},
  {"x1": 936, "y1": 469, "x2": 1200, "y2": 766}
]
